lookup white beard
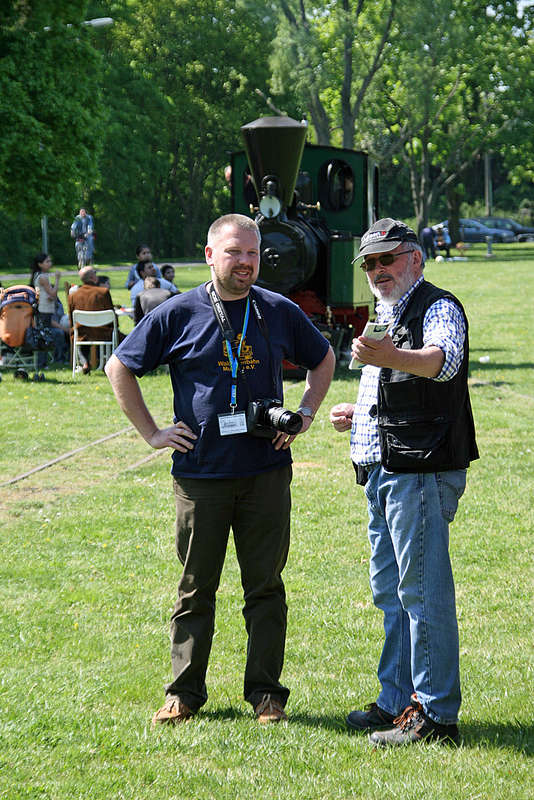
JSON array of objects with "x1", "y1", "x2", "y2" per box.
[{"x1": 368, "y1": 263, "x2": 418, "y2": 307}]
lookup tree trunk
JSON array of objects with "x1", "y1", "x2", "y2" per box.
[
  {"x1": 309, "y1": 91, "x2": 331, "y2": 145},
  {"x1": 446, "y1": 186, "x2": 462, "y2": 246}
]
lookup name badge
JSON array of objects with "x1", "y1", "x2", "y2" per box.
[{"x1": 218, "y1": 412, "x2": 248, "y2": 436}]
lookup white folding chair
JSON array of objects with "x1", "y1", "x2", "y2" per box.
[{"x1": 71, "y1": 309, "x2": 118, "y2": 376}]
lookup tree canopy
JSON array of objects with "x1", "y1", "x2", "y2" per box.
[
  {"x1": 1, "y1": 0, "x2": 532, "y2": 264},
  {"x1": 0, "y1": 1, "x2": 106, "y2": 218}
]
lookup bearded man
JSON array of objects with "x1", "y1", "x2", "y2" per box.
[
  {"x1": 330, "y1": 218, "x2": 478, "y2": 746},
  {"x1": 105, "y1": 214, "x2": 335, "y2": 726}
]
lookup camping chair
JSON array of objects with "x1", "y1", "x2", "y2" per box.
[{"x1": 71, "y1": 309, "x2": 118, "y2": 377}]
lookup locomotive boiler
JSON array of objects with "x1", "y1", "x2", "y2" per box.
[{"x1": 231, "y1": 115, "x2": 379, "y2": 369}]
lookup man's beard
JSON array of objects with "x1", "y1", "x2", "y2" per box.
[{"x1": 369, "y1": 265, "x2": 416, "y2": 307}]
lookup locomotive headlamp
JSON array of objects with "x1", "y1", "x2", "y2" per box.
[
  {"x1": 259, "y1": 196, "x2": 281, "y2": 218},
  {"x1": 259, "y1": 175, "x2": 282, "y2": 219}
]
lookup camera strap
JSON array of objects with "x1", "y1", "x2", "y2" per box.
[
  {"x1": 207, "y1": 282, "x2": 250, "y2": 411},
  {"x1": 248, "y1": 291, "x2": 278, "y2": 395},
  {"x1": 207, "y1": 282, "x2": 278, "y2": 411}
]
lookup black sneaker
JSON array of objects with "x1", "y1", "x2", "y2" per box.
[
  {"x1": 369, "y1": 695, "x2": 459, "y2": 747},
  {"x1": 347, "y1": 702, "x2": 396, "y2": 731}
]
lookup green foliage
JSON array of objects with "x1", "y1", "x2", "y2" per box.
[
  {"x1": 0, "y1": 2, "x2": 107, "y2": 218},
  {"x1": 268, "y1": 0, "x2": 398, "y2": 146},
  {"x1": 86, "y1": 0, "x2": 273, "y2": 258},
  {"x1": 1, "y1": 0, "x2": 532, "y2": 265},
  {"x1": 362, "y1": 0, "x2": 534, "y2": 228}
]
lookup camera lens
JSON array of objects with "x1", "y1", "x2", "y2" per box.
[{"x1": 266, "y1": 407, "x2": 303, "y2": 435}]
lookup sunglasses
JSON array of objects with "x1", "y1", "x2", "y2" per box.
[{"x1": 361, "y1": 249, "x2": 413, "y2": 272}]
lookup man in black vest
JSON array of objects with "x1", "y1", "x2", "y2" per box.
[{"x1": 330, "y1": 218, "x2": 478, "y2": 746}]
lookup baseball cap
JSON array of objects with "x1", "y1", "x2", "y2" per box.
[{"x1": 353, "y1": 218, "x2": 419, "y2": 261}]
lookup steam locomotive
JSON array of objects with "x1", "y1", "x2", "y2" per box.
[{"x1": 231, "y1": 115, "x2": 379, "y2": 369}]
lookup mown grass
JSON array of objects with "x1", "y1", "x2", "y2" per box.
[{"x1": 1, "y1": 244, "x2": 533, "y2": 799}]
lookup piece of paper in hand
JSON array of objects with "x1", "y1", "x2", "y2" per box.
[{"x1": 348, "y1": 321, "x2": 392, "y2": 371}]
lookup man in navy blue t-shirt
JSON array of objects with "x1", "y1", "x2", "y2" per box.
[{"x1": 105, "y1": 214, "x2": 335, "y2": 726}]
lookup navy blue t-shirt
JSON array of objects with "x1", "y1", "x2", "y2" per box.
[{"x1": 114, "y1": 283, "x2": 330, "y2": 478}]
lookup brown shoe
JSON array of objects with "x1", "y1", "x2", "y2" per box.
[
  {"x1": 369, "y1": 695, "x2": 459, "y2": 747},
  {"x1": 151, "y1": 695, "x2": 194, "y2": 726},
  {"x1": 254, "y1": 694, "x2": 287, "y2": 724}
]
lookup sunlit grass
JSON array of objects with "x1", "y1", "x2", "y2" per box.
[{"x1": 1, "y1": 249, "x2": 533, "y2": 799}]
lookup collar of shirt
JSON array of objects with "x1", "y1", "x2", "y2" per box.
[{"x1": 376, "y1": 275, "x2": 424, "y2": 325}]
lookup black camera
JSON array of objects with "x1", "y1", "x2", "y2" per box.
[{"x1": 247, "y1": 398, "x2": 303, "y2": 439}]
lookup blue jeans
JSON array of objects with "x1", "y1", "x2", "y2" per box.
[{"x1": 364, "y1": 465, "x2": 466, "y2": 725}]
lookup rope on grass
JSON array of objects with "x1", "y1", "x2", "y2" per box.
[
  {"x1": 119, "y1": 449, "x2": 167, "y2": 473},
  {"x1": 1, "y1": 426, "x2": 133, "y2": 487}
]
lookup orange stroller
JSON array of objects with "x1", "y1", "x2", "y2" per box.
[{"x1": 0, "y1": 285, "x2": 49, "y2": 380}]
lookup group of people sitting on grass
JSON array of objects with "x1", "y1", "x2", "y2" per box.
[
  {"x1": 28, "y1": 243, "x2": 180, "y2": 372},
  {"x1": 124, "y1": 244, "x2": 180, "y2": 324}
]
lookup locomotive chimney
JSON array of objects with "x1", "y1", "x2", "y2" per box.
[{"x1": 241, "y1": 116, "x2": 307, "y2": 215}]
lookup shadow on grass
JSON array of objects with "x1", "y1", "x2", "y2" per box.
[
  {"x1": 470, "y1": 361, "x2": 534, "y2": 372},
  {"x1": 285, "y1": 711, "x2": 348, "y2": 732},
  {"x1": 333, "y1": 360, "x2": 534, "y2": 387},
  {"x1": 459, "y1": 721, "x2": 534, "y2": 754},
  {"x1": 196, "y1": 712, "x2": 533, "y2": 752},
  {"x1": 0, "y1": 374, "x2": 67, "y2": 385},
  {"x1": 198, "y1": 707, "x2": 348, "y2": 731},
  {"x1": 197, "y1": 706, "x2": 250, "y2": 722}
]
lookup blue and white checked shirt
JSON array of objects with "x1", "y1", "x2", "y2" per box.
[{"x1": 350, "y1": 276, "x2": 466, "y2": 466}]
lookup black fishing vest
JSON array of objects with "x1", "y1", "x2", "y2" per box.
[{"x1": 377, "y1": 280, "x2": 479, "y2": 472}]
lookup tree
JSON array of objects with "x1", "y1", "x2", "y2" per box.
[
  {"x1": 0, "y1": 1, "x2": 107, "y2": 219},
  {"x1": 88, "y1": 0, "x2": 272, "y2": 256},
  {"x1": 362, "y1": 0, "x2": 534, "y2": 235},
  {"x1": 267, "y1": 0, "x2": 397, "y2": 146}
]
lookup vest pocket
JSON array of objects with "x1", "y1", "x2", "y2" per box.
[{"x1": 379, "y1": 417, "x2": 451, "y2": 471}]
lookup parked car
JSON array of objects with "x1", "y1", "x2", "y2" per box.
[
  {"x1": 474, "y1": 216, "x2": 534, "y2": 242},
  {"x1": 432, "y1": 218, "x2": 515, "y2": 243}
]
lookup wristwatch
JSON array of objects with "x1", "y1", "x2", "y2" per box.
[{"x1": 297, "y1": 406, "x2": 315, "y2": 420}]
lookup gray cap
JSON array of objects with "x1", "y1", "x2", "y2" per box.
[{"x1": 353, "y1": 218, "x2": 418, "y2": 261}]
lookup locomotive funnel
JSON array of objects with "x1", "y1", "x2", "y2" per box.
[{"x1": 241, "y1": 116, "x2": 307, "y2": 213}]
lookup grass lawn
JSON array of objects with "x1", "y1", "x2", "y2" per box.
[{"x1": 1, "y1": 244, "x2": 533, "y2": 799}]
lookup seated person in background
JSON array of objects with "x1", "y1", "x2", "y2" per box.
[
  {"x1": 134, "y1": 276, "x2": 172, "y2": 325},
  {"x1": 96, "y1": 275, "x2": 111, "y2": 289},
  {"x1": 50, "y1": 297, "x2": 70, "y2": 364},
  {"x1": 125, "y1": 244, "x2": 162, "y2": 289},
  {"x1": 130, "y1": 262, "x2": 176, "y2": 305},
  {"x1": 68, "y1": 266, "x2": 122, "y2": 374},
  {"x1": 435, "y1": 226, "x2": 452, "y2": 259},
  {"x1": 160, "y1": 264, "x2": 180, "y2": 294}
]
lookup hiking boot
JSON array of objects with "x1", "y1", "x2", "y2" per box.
[
  {"x1": 151, "y1": 695, "x2": 194, "y2": 726},
  {"x1": 369, "y1": 695, "x2": 459, "y2": 747},
  {"x1": 346, "y1": 702, "x2": 396, "y2": 731},
  {"x1": 254, "y1": 694, "x2": 287, "y2": 724}
]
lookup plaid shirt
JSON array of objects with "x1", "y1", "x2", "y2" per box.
[{"x1": 350, "y1": 276, "x2": 466, "y2": 466}]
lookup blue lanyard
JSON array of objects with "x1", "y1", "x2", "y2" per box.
[{"x1": 225, "y1": 296, "x2": 250, "y2": 411}]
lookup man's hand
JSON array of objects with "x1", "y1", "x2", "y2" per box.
[
  {"x1": 329, "y1": 403, "x2": 354, "y2": 432},
  {"x1": 351, "y1": 333, "x2": 398, "y2": 368},
  {"x1": 147, "y1": 421, "x2": 197, "y2": 452},
  {"x1": 272, "y1": 414, "x2": 313, "y2": 451},
  {"x1": 351, "y1": 334, "x2": 445, "y2": 378}
]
